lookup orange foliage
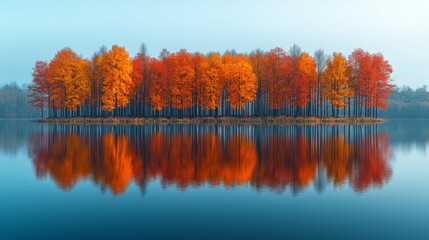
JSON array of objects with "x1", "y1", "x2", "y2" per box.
[
  {"x1": 90, "y1": 53, "x2": 104, "y2": 111},
  {"x1": 95, "y1": 134, "x2": 134, "y2": 194},
  {"x1": 200, "y1": 53, "x2": 223, "y2": 110},
  {"x1": 148, "y1": 58, "x2": 168, "y2": 111},
  {"x1": 222, "y1": 54, "x2": 257, "y2": 109},
  {"x1": 323, "y1": 134, "x2": 353, "y2": 185},
  {"x1": 30, "y1": 126, "x2": 392, "y2": 195},
  {"x1": 168, "y1": 49, "x2": 195, "y2": 109},
  {"x1": 192, "y1": 53, "x2": 207, "y2": 109},
  {"x1": 33, "y1": 46, "x2": 394, "y2": 118},
  {"x1": 294, "y1": 53, "x2": 317, "y2": 108},
  {"x1": 349, "y1": 132, "x2": 392, "y2": 191},
  {"x1": 28, "y1": 61, "x2": 49, "y2": 113},
  {"x1": 46, "y1": 48, "x2": 90, "y2": 111},
  {"x1": 31, "y1": 133, "x2": 91, "y2": 189},
  {"x1": 131, "y1": 54, "x2": 144, "y2": 99},
  {"x1": 101, "y1": 45, "x2": 133, "y2": 111},
  {"x1": 349, "y1": 49, "x2": 393, "y2": 110},
  {"x1": 263, "y1": 48, "x2": 289, "y2": 109}
]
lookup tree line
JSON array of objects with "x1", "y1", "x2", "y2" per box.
[
  {"x1": 0, "y1": 83, "x2": 39, "y2": 118},
  {"x1": 28, "y1": 44, "x2": 394, "y2": 118},
  {"x1": 380, "y1": 85, "x2": 429, "y2": 118}
]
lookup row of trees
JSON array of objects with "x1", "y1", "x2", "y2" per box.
[{"x1": 28, "y1": 44, "x2": 394, "y2": 118}]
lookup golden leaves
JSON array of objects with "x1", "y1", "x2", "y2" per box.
[
  {"x1": 223, "y1": 54, "x2": 257, "y2": 109},
  {"x1": 46, "y1": 48, "x2": 90, "y2": 110},
  {"x1": 101, "y1": 45, "x2": 133, "y2": 111},
  {"x1": 322, "y1": 53, "x2": 354, "y2": 109}
]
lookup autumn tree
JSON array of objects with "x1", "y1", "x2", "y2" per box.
[
  {"x1": 46, "y1": 49, "x2": 68, "y2": 112},
  {"x1": 222, "y1": 54, "x2": 257, "y2": 112},
  {"x1": 201, "y1": 53, "x2": 223, "y2": 111},
  {"x1": 89, "y1": 45, "x2": 106, "y2": 117},
  {"x1": 46, "y1": 48, "x2": 90, "y2": 116},
  {"x1": 130, "y1": 43, "x2": 150, "y2": 116},
  {"x1": 287, "y1": 44, "x2": 304, "y2": 115},
  {"x1": 322, "y1": 53, "x2": 353, "y2": 116},
  {"x1": 131, "y1": 53, "x2": 144, "y2": 115},
  {"x1": 28, "y1": 61, "x2": 49, "y2": 118},
  {"x1": 168, "y1": 49, "x2": 195, "y2": 113},
  {"x1": 372, "y1": 53, "x2": 394, "y2": 116},
  {"x1": 349, "y1": 49, "x2": 393, "y2": 117},
  {"x1": 70, "y1": 59, "x2": 90, "y2": 112},
  {"x1": 348, "y1": 49, "x2": 369, "y2": 117},
  {"x1": 263, "y1": 48, "x2": 288, "y2": 112},
  {"x1": 101, "y1": 45, "x2": 133, "y2": 113},
  {"x1": 148, "y1": 58, "x2": 168, "y2": 112},
  {"x1": 192, "y1": 52, "x2": 208, "y2": 114},
  {"x1": 296, "y1": 53, "x2": 317, "y2": 110}
]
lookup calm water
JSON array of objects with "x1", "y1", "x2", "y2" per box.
[{"x1": 0, "y1": 120, "x2": 428, "y2": 240}]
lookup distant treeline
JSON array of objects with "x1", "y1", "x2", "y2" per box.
[
  {"x1": 0, "y1": 83, "x2": 39, "y2": 118},
  {"x1": 27, "y1": 44, "x2": 393, "y2": 118},
  {"x1": 379, "y1": 86, "x2": 429, "y2": 118}
]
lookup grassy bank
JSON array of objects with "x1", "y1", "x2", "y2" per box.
[{"x1": 36, "y1": 116, "x2": 386, "y2": 125}]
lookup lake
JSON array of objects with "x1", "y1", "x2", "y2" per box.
[{"x1": 0, "y1": 120, "x2": 428, "y2": 239}]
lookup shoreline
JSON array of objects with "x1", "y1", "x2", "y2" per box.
[{"x1": 35, "y1": 116, "x2": 386, "y2": 125}]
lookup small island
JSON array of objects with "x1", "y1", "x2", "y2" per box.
[
  {"x1": 28, "y1": 45, "x2": 394, "y2": 125},
  {"x1": 37, "y1": 117, "x2": 385, "y2": 125}
]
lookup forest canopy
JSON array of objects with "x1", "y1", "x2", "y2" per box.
[{"x1": 27, "y1": 44, "x2": 395, "y2": 118}]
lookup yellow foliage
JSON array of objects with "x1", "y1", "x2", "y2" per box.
[
  {"x1": 322, "y1": 53, "x2": 353, "y2": 109},
  {"x1": 101, "y1": 45, "x2": 133, "y2": 111},
  {"x1": 46, "y1": 48, "x2": 90, "y2": 111}
]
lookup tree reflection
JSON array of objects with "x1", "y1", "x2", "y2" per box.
[
  {"x1": 94, "y1": 134, "x2": 135, "y2": 194},
  {"x1": 31, "y1": 132, "x2": 91, "y2": 189},
  {"x1": 29, "y1": 125, "x2": 391, "y2": 195}
]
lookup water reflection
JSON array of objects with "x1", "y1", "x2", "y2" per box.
[
  {"x1": 0, "y1": 120, "x2": 38, "y2": 155},
  {"x1": 29, "y1": 125, "x2": 392, "y2": 195}
]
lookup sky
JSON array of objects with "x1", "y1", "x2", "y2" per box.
[{"x1": 1, "y1": 0, "x2": 428, "y2": 88}]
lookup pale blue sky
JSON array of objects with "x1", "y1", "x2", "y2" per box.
[{"x1": 1, "y1": 0, "x2": 428, "y2": 88}]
